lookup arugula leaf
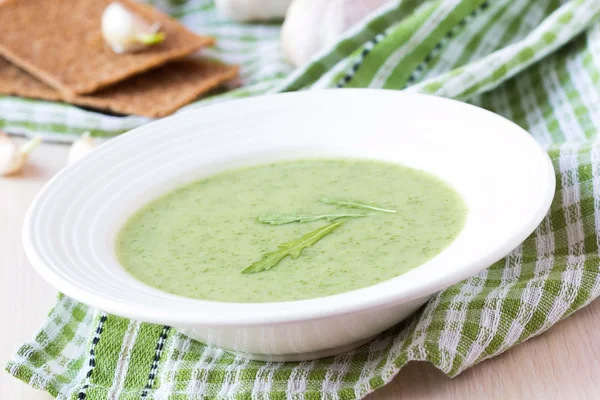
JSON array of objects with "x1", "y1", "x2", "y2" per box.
[
  {"x1": 257, "y1": 213, "x2": 366, "y2": 225},
  {"x1": 242, "y1": 220, "x2": 345, "y2": 274},
  {"x1": 319, "y1": 197, "x2": 397, "y2": 214}
]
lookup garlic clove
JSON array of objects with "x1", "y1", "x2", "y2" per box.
[
  {"x1": 101, "y1": 2, "x2": 165, "y2": 54},
  {"x1": 281, "y1": 0, "x2": 389, "y2": 67},
  {"x1": 214, "y1": 0, "x2": 293, "y2": 22},
  {"x1": 0, "y1": 132, "x2": 42, "y2": 176},
  {"x1": 68, "y1": 132, "x2": 97, "y2": 165}
]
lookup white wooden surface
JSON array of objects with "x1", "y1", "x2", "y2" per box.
[{"x1": 2, "y1": 140, "x2": 600, "y2": 399}]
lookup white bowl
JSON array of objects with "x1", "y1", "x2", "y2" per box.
[{"x1": 24, "y1": 90, "x2": 555, "y2": 361}]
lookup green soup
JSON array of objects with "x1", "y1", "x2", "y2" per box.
[{"x1": 116, "y1": 159, "x2": 467, "y2": 302}]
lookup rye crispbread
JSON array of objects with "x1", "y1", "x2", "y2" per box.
[
  {"x1": 0, "y1": 58, "x2": 61, "y2": 102},
  {"x1": 0, "y1": 0, "x2": 215, "y2": 96},
  {"x1": 0, "y1": 57, "x2": 240, "y2": 118}
]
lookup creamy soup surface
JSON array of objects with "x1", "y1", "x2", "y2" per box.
[{"x1": 116, "y1": 159, "x2": 467, "y2": 302}]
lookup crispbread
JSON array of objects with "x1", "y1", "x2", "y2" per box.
[
  {"x1": 0, "y1": 0, "x2": 215, "y2": 96},
  {"x1": 0, "y1": 57, "x2": 240, "y2": 118},
  {"x1": 0, "y1": 58, "x2": 61, "y2": 102}
]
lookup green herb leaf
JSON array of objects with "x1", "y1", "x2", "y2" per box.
[
  {"x1": 242, "y1": 220, "x2": 345, "y2": 274},
  {"x1": 137, "y1": 32, "x2": 166, "y2": 45},
  {"x1": 257, "y1": 213, "x2": 367, "y2": 225},
  {"x1": 319, "y1": 197, "x2": 397, "y2": 214}
]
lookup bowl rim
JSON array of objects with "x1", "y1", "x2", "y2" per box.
[{"x1": 23, "y1": 89, "x2": 556, "y2": 326}]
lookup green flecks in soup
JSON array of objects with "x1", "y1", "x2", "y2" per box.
[{"x1": 116, "y1": 159, "x2": 467, "y2": 303}]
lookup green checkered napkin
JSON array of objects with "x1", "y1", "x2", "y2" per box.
[{"x1": 6, "y1": 0, "x2": 600, "y2": 398}]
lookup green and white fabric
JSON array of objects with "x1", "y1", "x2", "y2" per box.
[{"x1": 6, "y1": 0, "x2": 600, "y2": 398}]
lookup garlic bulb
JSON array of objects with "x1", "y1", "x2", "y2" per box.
[
  {"x1": 215, "y1": 0, "x2": 293, "y2": 22},
  {"x1": 68, "y1": 132, "x2": 97, "y2": 165},
  {"x1": 0, "y1": 133, "x2": 42, "y2": 176},
  {"x1": 282, "y1": 0, "x2": 389, "y2": 67},
  {"x1": 102, "y1": 2, "x2": 165, "y2": 54}
]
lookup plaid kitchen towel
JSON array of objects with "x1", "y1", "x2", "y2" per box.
[{"x1": 6, "y1": 0, "x2": 600, "y2": 398}]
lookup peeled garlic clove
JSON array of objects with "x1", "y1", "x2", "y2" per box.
[
  {"x1": 215, "y1": 0, "x2": 293, "y2": 22},
  {"x1": 68, "y1": 132, "x2": 97, "y2": 165},
  {"x1": 282, "y1": 0, "x2": 389, "y2": 67},
  {"x1": 102, "y1": 2, "x2": 165, "y2": 54},
  {"x1": 0, "y1": 133, "x2": 42, "y2": 176}
]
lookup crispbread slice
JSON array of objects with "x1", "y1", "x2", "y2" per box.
[
  {"x1": 0, "y1": 0, "x2": 214, "y2": 96},
  {"x1": 71, "y1": 61, "x2": 239, "y2": 117},
  {"x1": 0, "y1": 58, "x2": 61, "y2": 102},
  {"x1": 0, "y1": 57, "x2": 239, "y2": 118}
]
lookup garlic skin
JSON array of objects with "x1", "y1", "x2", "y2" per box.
[
  {"x1": 102, "y1": 2, "x2": 165, "y2": 54},
  {"x1": 282, "y1": 0, "x2": 389, "y2": 67},
  {"x1": 0, "y1": 133, "x2": 42, "y2": 176},
  {"x1": 215, "y1": 0, "x2": 293, "y2": 22},
  {"x1": 68, "y1": 133, "x2": 97, "y2": 165}
]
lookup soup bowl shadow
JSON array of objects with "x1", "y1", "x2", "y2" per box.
[{"x1": 23, "y1": 89, "x2": 555, "y2": 361}]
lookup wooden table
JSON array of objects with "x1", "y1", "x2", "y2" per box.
[{"x1": 2, "y1": 140, "x2": 600, "y2": 399}]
